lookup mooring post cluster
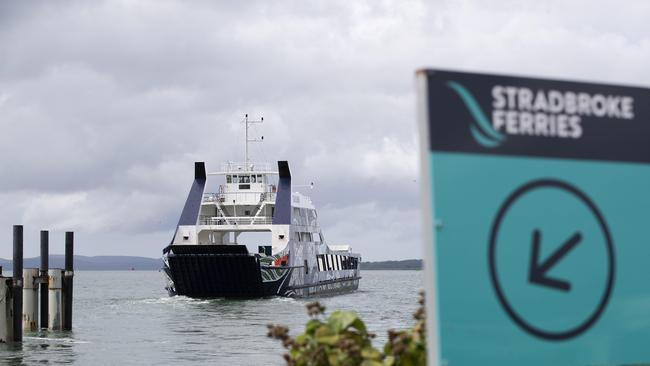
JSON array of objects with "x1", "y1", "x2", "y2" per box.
[{"x1": 0, "y1": 225, "x2": 75, "y2": 343}]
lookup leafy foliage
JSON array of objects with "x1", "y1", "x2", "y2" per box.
[
  {"x1": 267, "y1": 292, "x2": 426, "y2": 366},
  {"x1": 383, "y1": 293, "x2": 426, "y2": 366}
]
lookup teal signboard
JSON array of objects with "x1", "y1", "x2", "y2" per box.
[{"x1": 416, "y1": 69, "x2": 650, "y2": 365}]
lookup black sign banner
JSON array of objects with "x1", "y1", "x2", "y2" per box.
[{"x1": 421, "y1": 69, "x2": 650, "y2": 164}]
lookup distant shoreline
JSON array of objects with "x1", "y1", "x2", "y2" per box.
[
  {"x1": 0, "y1": 255, "x2": 162, "y2": 271},
  {"x1": 0, "y1": 256, "x2": 422, "y2": 271},
  {"x1": 360, "y1": 259, "x2": 422, "y2": 270}
]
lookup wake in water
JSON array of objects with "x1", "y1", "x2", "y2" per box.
[
  {"x1": 138, "y1": 296, "x2": 212, "y2": 305},
  {"x1": 24, "y1": 336, "x2": 89, "y2": 344}
]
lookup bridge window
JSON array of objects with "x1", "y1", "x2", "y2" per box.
[{"x1": 227, "y1": 175, "x2": 232, "y2": 183}]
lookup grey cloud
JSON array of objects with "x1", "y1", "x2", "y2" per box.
[{"x1": 1, "y1": 0, "x2": 649, "y2": 259}]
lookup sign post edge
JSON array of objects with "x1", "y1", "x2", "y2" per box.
[{"x1": 416, "y1": 69, "x2": 441, "y2": 366}]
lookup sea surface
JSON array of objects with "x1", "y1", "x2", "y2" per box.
[{"x1": 0, "y1": 270, "x2": 423, "y2": 365}]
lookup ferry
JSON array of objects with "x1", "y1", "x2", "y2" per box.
[{"x1": 162, "y1": 115, "x2": 361, "y2": 298}]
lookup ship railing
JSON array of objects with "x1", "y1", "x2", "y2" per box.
[
  {"x1": 260, "y1": 192, "x2": 277, "y2": 202},
  {"x1": 202, "y1": 192, "x2": 277, "y2": 203},
  {"x1": 203, "y1": 193, "x2": 219, "y2": 202},
  {"x1": 220, "y1": 162, "x2": 274, "y2": 173},
  {"x1": 198, "y1": 216, "x2": 273, "y2": 226}
]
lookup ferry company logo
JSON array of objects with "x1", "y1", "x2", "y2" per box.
[
  {"x1": 446, "y1": 80, "x2": 636, "y2": 149},
  {"x1": 446, "y1": 81, "x2": 506, "y2": 148}
]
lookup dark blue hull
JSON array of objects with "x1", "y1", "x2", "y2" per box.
[{"x1": 163, "y1": 245, "x2": 360, "y2": 298}]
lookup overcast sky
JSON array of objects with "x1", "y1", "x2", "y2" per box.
[{"x1": 1, "y1": 0, "x2": 649, "y2": 260}]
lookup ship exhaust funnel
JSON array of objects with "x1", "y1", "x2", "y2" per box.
[
  {"x1": 273, "y1": 161, "x2": 292, "y2": 225},
  {"x1": 177, "y1": 162, "x2": 207, "y2": 227},
  {"x1": 195, "y1": 161, "x2": 206, "y2": 180},
  {"x1": 167, "y1": 162, "x2": 207, "y2": 249}
]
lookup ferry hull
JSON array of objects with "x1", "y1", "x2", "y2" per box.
[
  {"x1": 162, "y1": 245, "x2": 360, "y2": 298},
  {"x1": 284, "y1": 277, "x2": 360, "y2": 297},
  {"x1": 163, "y1": 160, "x2": 362, "y2": 299},
  {"x1": 164, "y1": 253, "x2": 288, "y2": 298},
  {"x1": 164, "y1": 245, "x2": 289, "y2": 298}
]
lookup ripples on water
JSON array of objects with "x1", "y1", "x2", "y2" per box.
[{"x1": 0, "y1": 270, "x2": 423, "y2": 365}]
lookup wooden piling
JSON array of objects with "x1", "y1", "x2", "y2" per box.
[
  {"x1": 40, "y1": 231, "x2": 48, "y2": 329},
  {"x1": 48, "y1": 269, "x2": 63, "y2": 330},
  {"x1": 12, "y1": 225, "x2": 23, "y2": 342},
  {"x1": 0, "y1": 277, "x2": 12, "y2": 342},
  {"x1": 63, "y1": 232, "x2": 74, "y2": 331},
  {"x1": 22, "y1": 268, "x2": 39, "y2": 331}
]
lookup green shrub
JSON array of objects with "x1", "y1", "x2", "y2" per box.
[
  {"x1": 383, "y1": 293, "x2": 426, "y2": 366},
  {"x1": 267, "y1": 292, "x2": 426, "y2": 366}
]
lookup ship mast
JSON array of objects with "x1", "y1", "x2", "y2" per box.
[{"x1": 244, "y1": 113, "x2": 264, "y2": 169}]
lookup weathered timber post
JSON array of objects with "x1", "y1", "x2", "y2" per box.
[
  {"x1": 40, "y1": 231, "x2": 49, "y2": 329},
  {"x1": 22, "y1": 268, "x2": 39, "y2": 331},
  {"x1": 12, "y1": 225, "x2": 23, "y2": 342},
  {"x1": 0, "y1": 277, "x2": 12, "y2": 342},
  {"x1": 48, "y1": 269, "x2": 63, "y2": 330},
  {"x1": 63, "y1": 232, "x2": 74, "y2": 331}
]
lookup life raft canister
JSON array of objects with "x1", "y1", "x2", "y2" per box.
[{"x1": 274, "y1": 254, "x2": 289, "y2": 266}]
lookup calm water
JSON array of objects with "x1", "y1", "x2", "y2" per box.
[{"x1": 0, "y1": 270, "x2": 423, "y2": 365}]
